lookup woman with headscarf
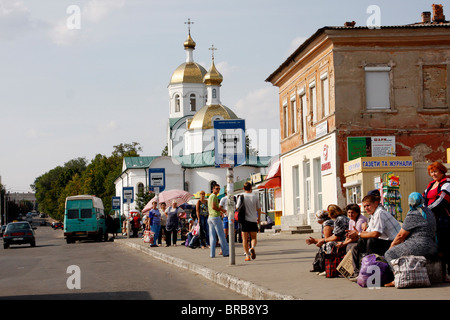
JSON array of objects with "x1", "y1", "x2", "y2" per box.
[{"x1": 383, "y1": 192, "x2": 438, "y2": 286}]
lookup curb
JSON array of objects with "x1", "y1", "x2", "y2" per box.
[{"x1": 116, "y1": 240, "x2": 298, "y2": 300}]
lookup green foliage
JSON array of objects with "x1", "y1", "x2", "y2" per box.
[
  {"x1": 32, "y1": 142, "x2": 141, "y2": 220},
  {"x1": 135, "y1": 189, "x2": 155, "y2": 212}
]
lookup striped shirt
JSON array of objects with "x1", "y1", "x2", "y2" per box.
[{"x1": 367, "y1": 205, "x2": 401, "y2": 241}]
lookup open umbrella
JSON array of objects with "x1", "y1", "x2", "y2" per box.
[{"x1": 142, "y1": 189, "x2": 193, "y2": 213}]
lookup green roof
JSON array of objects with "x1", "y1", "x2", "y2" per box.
[
  {"x1": 174, "y1": 150, "x2": 272, "y2": 168},
  {"x1": 124, "y1": 156, "x2": 158, "y2": 169}
]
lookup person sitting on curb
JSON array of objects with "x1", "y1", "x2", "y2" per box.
[{"x1": 346, "y1": 192, "x2": 401, "y2": 280}]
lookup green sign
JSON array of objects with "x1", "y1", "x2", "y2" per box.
[{"x1": 347, "y1": 137, "x2": 371, "y2": 161}]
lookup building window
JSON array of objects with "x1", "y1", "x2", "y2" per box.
[
  {"x1": 190, "y1": 94, "x2": 196, "y2": 112},
  {"x1": 175, "y1": 94, "x2": 181, "y2": 112},
  {"x1": 282, "y1": 103, "x2": 288, "y2": 138},
  {"x1": 292, "y1": 165, "x2": 300, "y2": 215},
  {"x1": 290, "y1": 98, "x2": 297, "y2": 134},
  {"x1": 304, "y1": 160, "x2": 311, "y2": 212},
  {"x1": 137, "y1": 183, "x2": 144, "y2": 194},
  {"x1": 365, "y1": 66, "x2": 391, "y2": 110},
  {"x1": 212, "y1": 89, "x2": 217, "y2": 99},
  {"x1": 300, "y1": 90, "x2": 307, "y2": 143},
  {"x1": 320, "y1": 72, "x2": 329, "y2": 117},
  {"x1": 423, "y1": 65, "x2": 447, "y2": 109},
  {"x1": 313, "y1": 158, "x2": 323, "y2": 211},
  {"x1": 309, "y1": 81, "x2": 317, "y2": 123}
]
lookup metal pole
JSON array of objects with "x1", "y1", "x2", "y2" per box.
[
  {"x1": 227, "y1": 167, "x2": 235, "y2": 265},
  {"x1": 127, "y1": 201, "x2": 130, "y2": 239}
]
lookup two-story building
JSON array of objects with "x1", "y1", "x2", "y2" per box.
[{"x1": 266, "y1": 7, "x2": 450, "y2": 230}]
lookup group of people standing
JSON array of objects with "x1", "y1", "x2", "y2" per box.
[
  {"x1": 307, "y1": 161, "x2": 450, "y2": 285},
  {"x1": 191, "y1": 181, "x2": 264, "y2": 260},
  {"x1": 138, "y1": 181, "x2": 265, "y2": 262}
]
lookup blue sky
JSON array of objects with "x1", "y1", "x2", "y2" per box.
[{"x1": 0, "y1": 0, "x2": 436, "y2": 192}]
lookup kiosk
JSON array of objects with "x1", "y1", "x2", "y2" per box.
[{"x1": 343, "y1": 156, "x2": 416, "y2": 221}]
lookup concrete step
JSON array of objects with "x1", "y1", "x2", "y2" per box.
[
  {"x1": 281, "y1": 225, "x2": 314, "y2": 234},
  {"x1": 262, "y1": 225, "x2": 281, "y2": 233}
]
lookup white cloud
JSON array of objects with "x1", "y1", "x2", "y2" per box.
[
  {"x1": 82, "y1": 0, "x2": 125, "y2": 23},
  {"x1": 234, "y1": 87, "x2": 280, "y2": 156},
  {"x1": 0, "y1": 0, "x2": 39, "y2": 40},
  {"x1": 26, "y1": 127, "x2": 50, "y2": 139},
  {"x1": 97, "y1": 120, "x2": 119, "y2": 134},
  {"x1": 49, "y1": 0, "x2": 125, "y2": 46},
  {"x1": 286, "y1": 36, "x2": 308, "y2": 57}
]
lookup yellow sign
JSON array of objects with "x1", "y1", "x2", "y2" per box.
[{"x1": 344, "y1": 156, "x2": 414, "y2": 176}]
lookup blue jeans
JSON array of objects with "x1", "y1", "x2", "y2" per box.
[
  {"x1": 208, "y1": 216, "x2": 229, "y2": 257},
  {"x1": 150, "y1": 224, "x2": 161, "y2": 246},
  {"x1": 199, "y1": 215, "x2": 210, "y2": 246}
]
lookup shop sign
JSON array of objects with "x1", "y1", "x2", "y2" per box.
[{"x1": 321, "y1": 144, "x2": 332, "y2": 176}]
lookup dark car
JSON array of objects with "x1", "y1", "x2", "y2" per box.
[
  {"x1": 0, "y1": 225, "x2": 6, "y2": 237},
  {"x1": 53, "y1": 222, "x2": 63, "y2": 230},
  {"x1": 3, "y1": 222, "x2": 36, "y2": 249}
]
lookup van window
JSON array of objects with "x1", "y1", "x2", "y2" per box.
[
  {"x1": 67, "y1": 209, "x2": 79, "y2": 219},
  {"x1": 80, "y1": 209, "x2": 92, "y2": 219}
]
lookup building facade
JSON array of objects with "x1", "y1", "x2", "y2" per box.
[
  {"x1": 115, "y1": 30, "x2": 271, "y2": 216},
  {"x1": 267, "y1": 8, "x2": 450, "y2": 230}
]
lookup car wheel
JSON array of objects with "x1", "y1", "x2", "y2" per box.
[
  {"x1": 3, "y1": 243, "x2": 9, "y2": 249},
  {"x1": 30, "y1": 241, "x2": 36, "y2": 247}
]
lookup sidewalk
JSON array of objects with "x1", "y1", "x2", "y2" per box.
[{"x1": 115, "y1": 231, "x2": 449, "y2": 300}]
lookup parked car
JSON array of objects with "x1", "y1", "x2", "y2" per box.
[
  {"x1": 53, "y1": 222, "x2": 63, "y2": 230},
  {"x1": 3, "y1": 221, "x2": 36, "y2": 249},
  {"x1": 0, "y1": 225, "x2": 6, "y2": 237}
]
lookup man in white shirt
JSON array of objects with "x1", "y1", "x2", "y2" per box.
[
  {"x1": 347, "y1": 193, "x2": 401, "y2": 275},
  {"x1": 236, "y1": 182, "x2": 263, "y2": 261}
]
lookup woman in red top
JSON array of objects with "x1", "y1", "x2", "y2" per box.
[{"x1": 423, "y1": 161, "x2": 450, "y2": 282}]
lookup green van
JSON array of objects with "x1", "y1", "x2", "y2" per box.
[{"x1": 64, "y1": 195, "x2": 107, "y2": 243}]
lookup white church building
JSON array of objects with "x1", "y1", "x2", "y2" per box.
[{"x1": 114, "y1": 28, "x2": 272, "y2": 214}]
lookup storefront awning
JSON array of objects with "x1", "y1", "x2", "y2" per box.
[{"x1": 257, "y1": 176, "x2": 281, "y2": 189}]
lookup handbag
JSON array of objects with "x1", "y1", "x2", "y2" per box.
[
  {"x1": 236, "y1": 195, "x2": 246, "y2": 223},
  {"x1": 312, "y1": 247, "x2": 326, "y2": 272},
  {"x1": 192, "y1": 223, "x2": 200, "y2": 236},
  {"x1": 143, "y1": 230, "x2": 154, "y2": 244},
  {"x1": 391, "y1": 255, "x2": 431, "y2": 288},
  {"x1": 325, "y1": 246, "x2": 345, "y2": 278},
  {"x1": 357, "y1": 254, "x2": 392, "y2": 288}
]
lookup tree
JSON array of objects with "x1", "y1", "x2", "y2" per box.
[{"x1": 32, "y1": 143, "x2": 142, "y2": 220}]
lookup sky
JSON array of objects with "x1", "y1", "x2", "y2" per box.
[{"x1": 0, "y1": 0, "x2": 437, "y2": 192}]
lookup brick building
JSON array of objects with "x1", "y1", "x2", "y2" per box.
[{"x1": 266, "y1": 7, "x2": 450, "y2": 230}]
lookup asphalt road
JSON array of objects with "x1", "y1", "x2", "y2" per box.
[{"x1": 0, "y1": 218, "x2": 249, "y2": 300}]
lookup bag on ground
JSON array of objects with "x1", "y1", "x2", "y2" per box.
[
  {"x1": 325, "y1": 246, "x2": 345, "y2": 278},
  {"x1": 357, "y1": 254, "x2": 392, "y2": 288},
  {"x1": 391, "y1": 255, "x2": 431, "y2": 288}
]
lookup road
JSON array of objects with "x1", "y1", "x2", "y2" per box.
[{"x1": 0, "y1": 218, "x2": 249, "y2": 300}]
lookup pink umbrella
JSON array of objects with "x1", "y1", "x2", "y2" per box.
[{"x1": 142, "y1": 189, "x2": 193, "y2": 213}]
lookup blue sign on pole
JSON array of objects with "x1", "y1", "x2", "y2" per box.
[
  {"x1": 112, "y1": 196, "x2": 121, "y2": 210},
  {"x1": 214, "y1": 119, "x2": 246, "y2": 168},
  {"x1": 149, "y1": 168, "x2": 165, "y2": 193},
  {"x1": 123, "y1": 187, "x2": 134, "y2": 203}
]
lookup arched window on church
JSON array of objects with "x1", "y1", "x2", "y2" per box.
[
  {"x1": 137, "y1": 183, "x2": 144, "y2": 195},
  {"x1": 190, "y1": 94, "x2": 196, "y2": 112},
  {"x1": 175, "y1": 94, "x2": 181, "y2": 113},
  {"x1": 212, "y1": 89, "x2": 217, "y2": 99}
]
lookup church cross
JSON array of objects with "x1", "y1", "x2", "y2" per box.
[
  {"x1": 209, "y1": 45, "x2": 218, "y2": 60},
  {"x1": 185, "y1": 18, "x2": 194, "y2": 34}
]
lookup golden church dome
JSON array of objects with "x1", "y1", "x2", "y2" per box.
[
  {"x1": 203, "y1": 60, "x2": 223, "y2": 86},
  {"x1": 184, "y1": 34, "x2": 196, "y2": 49},
  {"x1": 188, "y1": 104, "x2": 239, "y2": 130},
  {"x1": 169, "y1": 62, "x2": 208, "y2": 85}
]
